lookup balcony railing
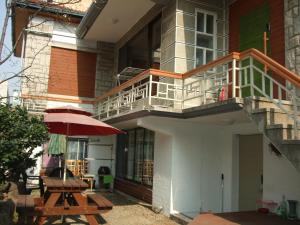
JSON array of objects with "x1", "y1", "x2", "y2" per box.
[{"x1": 95, "y1": 48, "x2": 300, "y2": 138}]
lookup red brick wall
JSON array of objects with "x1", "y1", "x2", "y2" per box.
[
  {"x1": 48, "y1": 47, "x2": 96, "y2": 98},
  {"x1": 229, "y1": 0, "x2": 285, "y2": 66}
]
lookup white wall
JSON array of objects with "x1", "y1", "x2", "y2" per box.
[
  {"x1": 137, "y1": 114, "x2": 300, "y2": 218},
  {"x1": 87, "y1": 135, "x2": 116, "y2": 187},
  {"x1": 138, "y1": 116, "x2": 259, "y2": 217},
  {"x1": 153, "y1": 132, "x2": 173, "y2": 215},
  {"x1": 263, "y1": 137, "x2": 300, "y2": 217},
  {"x1": 0, "y1": 79, "x2": 9, "y2": 104}
]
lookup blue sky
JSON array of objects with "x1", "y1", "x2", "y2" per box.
[{"x1": 0, "y1": 0, "x2": 21, "y2": 94}]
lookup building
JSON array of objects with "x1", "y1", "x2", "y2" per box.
[
  {"x1": 0, "y1": 80, "x2": 9, "y2": 104},
  {"x1": 12, "y1": 0, "x2": 300, "y2": 220}
]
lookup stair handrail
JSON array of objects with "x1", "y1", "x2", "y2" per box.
[{"x1": 239, "y1": 48, "x2": 300, "y2": 87}]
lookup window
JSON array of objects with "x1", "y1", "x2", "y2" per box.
[
  {"x1": 116, "y1": 128, "x2": 154, "y2": 186},
  {"x1": 67, "y1": 138, "x2": 88, "y2": 160},
  {"x1": 195, "y1": 10, "x2": 216, "y2": 67},
  {"x1": 118, "y1": 15, "x2": 161, "y2": 73}
]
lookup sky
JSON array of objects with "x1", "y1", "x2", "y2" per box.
[{"x1": 0, "y1": 0, "x2": 21, "y2": 95}]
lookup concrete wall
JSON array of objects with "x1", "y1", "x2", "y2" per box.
[
  {"x1": 161, "y1": 0, "x2": 177, "y2": 72},
  {"x1": 263, "y1": 137, "x2": 300, "y2": 216},
  {"x1": 137, "y1": 114, "x2": 300, "y2": 218},
  {"x1": 137, "y1": 116, "x2": 258, "y2": 216},
  {"x1": 174, "y1": 0, "x2": 227, "y2": 73},
  {"x1": 160, "y1": 0, "x2": 228, "y2": 73},
  {"x1": 153, "y1": 132, "x2": 173, "y2": 215}
]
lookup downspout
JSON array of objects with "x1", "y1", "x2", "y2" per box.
[{"x1": 76, "y1": 0, "x2": 108, "y2": 39}]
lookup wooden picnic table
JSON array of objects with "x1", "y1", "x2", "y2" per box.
[{"x1": 34, "y1": 177, "x2": 113, "y2": 225}]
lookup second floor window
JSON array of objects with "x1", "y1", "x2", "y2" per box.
[{"x1": 195, "y1": 10, "x2": 217, "y2": 67}]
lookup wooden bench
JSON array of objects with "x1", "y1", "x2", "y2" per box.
[
  {"x1": 87, "y1": 194, "x2": 113, "y2": 211},
  {"x1": 16, "y1": 195, "x2": 43, "y2": 225},
  {"x1": 16, "y1": 195, "x2": 35, "y2": 224}
]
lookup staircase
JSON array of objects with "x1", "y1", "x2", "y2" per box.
[{"x1": 243, "y1": 97, "x2": 300, "y2": 171}]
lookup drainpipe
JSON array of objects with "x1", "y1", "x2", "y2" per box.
[{"x1": 76, "y1": 0, "x2": 108, "y2": 39}]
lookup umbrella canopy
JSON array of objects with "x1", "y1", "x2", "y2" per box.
[
  {"x1": 45, "y1": 105, "x2": 92, "y2": 116},
  {"x1": 48, "y1": 134, "x2": 66, "y2": 155},
  {"x1": 44, "y1": 106, "x2": 124, "y2": 181},
  {"x1": 44, "y1": 113, "x2": 123, "y2": 136}
]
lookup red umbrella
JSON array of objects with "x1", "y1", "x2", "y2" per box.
[
  {"x1": 44, "y1": 113, "x2": 123, "y2": 136},
  {"x1": 44, "y1": 106, "x2": 124, "y2": 181},
  {"x1": 45, "y1": 105, "x2": 92, "y2": 116}
]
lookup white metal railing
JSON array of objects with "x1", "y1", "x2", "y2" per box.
[
  {"x1": 22, "y1": 98, "x2": 47, "y2": 113},
  {"x1": 95, "y1": 71, "x2": 183, "y2": 119},
  {"x1": 95, "y1": 49, "x2": 300, "y2": 138}
]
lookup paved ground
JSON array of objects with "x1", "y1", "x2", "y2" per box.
[
  {"x1": 43, "y1": 191, "x2": 179, "y2": 225},
  {"x1": 189, "y1": 211, "x2": 300, "y2": 225}
]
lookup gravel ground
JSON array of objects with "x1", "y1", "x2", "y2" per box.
[{"x1": 43, "y1": 191, "x2": 180, "y2": 225}]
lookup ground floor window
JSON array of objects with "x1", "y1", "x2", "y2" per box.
[
  {"x1": 66, "y1": 138, "x2": 88, "y2": 176},
  {"x1": 116, "y1": 128, "x2": 154, "y2": 186}
]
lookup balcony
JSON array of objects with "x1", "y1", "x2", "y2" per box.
[{"x1": 94, "y1": 49, "x2": 300, "y2": 126}]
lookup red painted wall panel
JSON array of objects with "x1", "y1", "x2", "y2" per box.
[{"x1": 48, "y1": 47, "x2": 96, "y2": 98}]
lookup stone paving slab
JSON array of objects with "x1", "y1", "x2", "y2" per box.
[{"x1": 43, "y1": 191, "x2": 179, "y2": 225}]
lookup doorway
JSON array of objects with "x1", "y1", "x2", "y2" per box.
[{"x1": 238, "y1": 134, "x2": 263, "y2": 211}]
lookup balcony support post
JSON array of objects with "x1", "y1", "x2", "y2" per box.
[
  {"x1": 292, "y1": 87, "x2": 299, "y2": 139},
  {"x1": 250, "y1": 57, "x2": 254, "y2": 97},
  {"x1": 107, "y1": 96, "x2": 110, "y2": 118},
  {"x1": 232, "y1": 58, "x2": 237, "y2": 98},
  {"x1": 149, "y1": 75, "x2": 153, "y2": 107}
]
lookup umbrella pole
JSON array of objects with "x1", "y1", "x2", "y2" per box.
[
  {"x1": 63, "y1": 138, "x2": 68, "y2": 181},
  {"x1": 63, "y1": 123, "x2": 70, "y2": 182}
]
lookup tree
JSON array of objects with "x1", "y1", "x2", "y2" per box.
[{"x1": 0, "y1": 103, "x2": 48, "y2": 184}]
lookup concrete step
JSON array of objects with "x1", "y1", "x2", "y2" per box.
[
  {"x1": 266, "y1": 124, "x2": 300, "y2": 141},
  {"x1": 251, "y1": 108, "x2": 298, "y2": 126},
  {"x1": 244, "y1": 96, "x2": 299, "y2": 112}
]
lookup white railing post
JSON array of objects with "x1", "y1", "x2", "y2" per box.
[
  {"x1": 149, "y1": 74, "x2": 152, "y2": 107},
  {"x1": 291, "y1": 87, "x2": 299, "y2": 139},
  {"x1": 232, "y1": 58, "x2": 237, "y2": 98},
  {"x1": 106, "y1": 97, "x2": 110, "y2": 118},
  {"x1": 203, "y1": 73, "x2": 207, "y2": 104},
  {"x1": 130, "y1": 84, "x2": 134, "y2": 110},
  {"x1": 249, "y1": 57, "x2": 254, "y2": 96},
  {"x1": 117, "y1": 94, "x2": 120, "y2": 115},
  {"x1": 181, "y1": 78, "x2": 185, "y2": 110}
]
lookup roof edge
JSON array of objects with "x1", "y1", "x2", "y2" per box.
[{"x1": 76, "y1": 0, "x2": 108, "y2": 39}]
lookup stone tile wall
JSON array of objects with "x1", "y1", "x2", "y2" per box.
[
  {"x1": 285, "y1": 0, "x2": 300, "y2": 75},
  {"x1": 95, "y1": 42, "x2": 115, "y2": 97}
]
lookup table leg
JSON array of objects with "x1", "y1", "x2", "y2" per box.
[
  {"x1": 86, "y1": 215, "x2": 99, "y2": 225},
  {"x1": 72, "y1": 192, "x2": 87, "y2": 206},
  {"x1": 36, "y1": 193, "x2": 61, "y2": 225}
]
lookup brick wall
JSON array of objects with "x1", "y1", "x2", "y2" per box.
[{"x1": 48, "y1": 47, "x2": 97, "y2": 98}]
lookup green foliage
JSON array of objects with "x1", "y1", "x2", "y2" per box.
[{"x1": 0, "y1": 104, "x2": 48, "y2": 183}]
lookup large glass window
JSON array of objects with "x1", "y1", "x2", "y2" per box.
[
  {"x1": 116, "y1": 128, "x2": 154, "y2": 186},
  {"x1": 195, "y1": 10, "x2": 216, "y2": 67},
  {"x1": 118, "y1": 15, "x2": 161, "y2": 73},
  {"x1": 67, "y1": 138, "x2": 88, "y2": 160}
]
